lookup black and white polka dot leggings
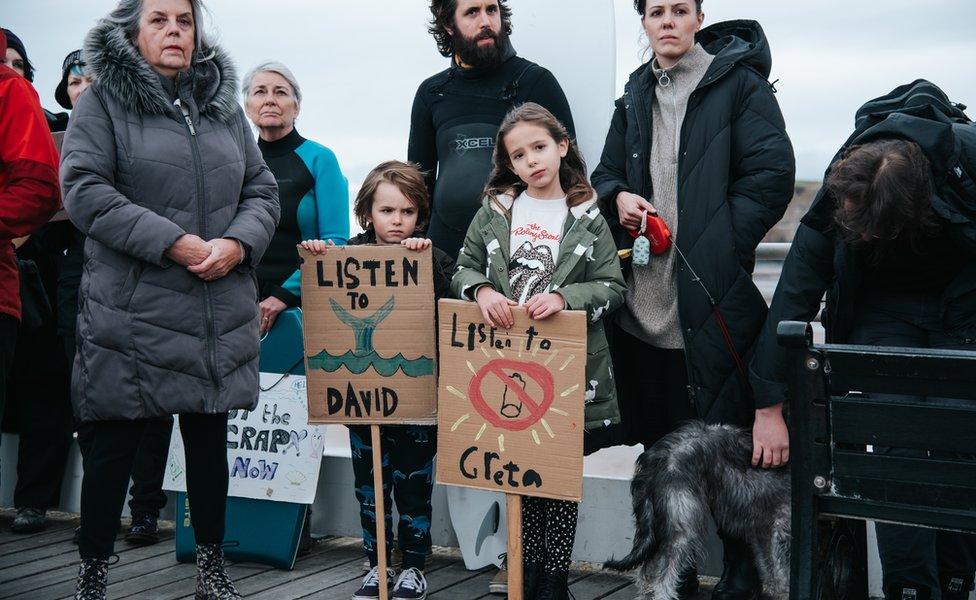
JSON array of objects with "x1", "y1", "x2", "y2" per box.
[{"x1": 522, "y1": 497, "x2": 579, "y2": 574}]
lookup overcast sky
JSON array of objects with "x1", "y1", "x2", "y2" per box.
[{"x1": 5, "y1": 0, "x2": 975, "y2": 189}]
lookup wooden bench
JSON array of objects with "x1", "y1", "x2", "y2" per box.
[{"x1": 780, "y1": 321, "x2": 976, "y2": 600}]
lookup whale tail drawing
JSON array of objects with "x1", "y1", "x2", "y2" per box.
[{"x1": 329, "y1": 296, "x2": 395, "y2": 355}]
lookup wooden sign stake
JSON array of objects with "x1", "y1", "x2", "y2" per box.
[
  {"x1": 371, "y1": 425, "x2": 390, "y2": 600},
  {"x1": 507, "y1": 493, "x2": 523, "y2": 600}
]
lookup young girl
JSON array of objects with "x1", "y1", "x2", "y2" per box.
[
  {"x1": 451, "y1": 103, "x2": 626, "y2": 599},
  {"x1": 301, "y1": 161, "x2": 454, "y2": 600}
]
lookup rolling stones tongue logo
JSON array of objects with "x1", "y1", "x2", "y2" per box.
[{"x1": 509, "y1": 242, "x2": 556, "y2": 304}]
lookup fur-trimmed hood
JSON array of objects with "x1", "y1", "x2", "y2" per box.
[{"x1": 83, "y1": 19, "x2": 238, "y2": 122}]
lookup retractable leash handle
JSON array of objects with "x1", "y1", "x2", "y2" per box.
[{"x1": 628, "y1": 211, "x2": 673, "y2": 256}]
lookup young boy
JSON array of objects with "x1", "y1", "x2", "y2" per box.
[{"x1": 302, "y1": 160, "x2": 454, "y2": 600}]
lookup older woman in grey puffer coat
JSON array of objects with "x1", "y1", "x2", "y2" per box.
[{"x1": 60, "y1": 1, "x2": 278, "y2": 598}]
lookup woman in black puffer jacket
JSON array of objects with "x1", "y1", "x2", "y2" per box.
[{"x1": 591, "y1": 3, "x2": 794, "y2": 597}]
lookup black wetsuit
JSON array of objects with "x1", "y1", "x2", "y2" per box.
[{"x1": 407, "y1": 41, "x2": 575, "y2": 257}]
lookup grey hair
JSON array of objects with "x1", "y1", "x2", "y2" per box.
[
  {"x1": 104, "y1": 0, "x2": 214, "y2": 62},
  {"x1": 241, "y1": 61, "x2": 303, "y2": 105}
]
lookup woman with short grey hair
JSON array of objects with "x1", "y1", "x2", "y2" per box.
[
  {"x1": 60, "y1": 0, "x2": 279, "y2": 598},
  {"x1": 242, "y1": 60, "x2": 349, "y2": 334}
]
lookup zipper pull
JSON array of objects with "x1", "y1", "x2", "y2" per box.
[{"x1": 175, "y1": 99, "x2": 196, "y2": 136}]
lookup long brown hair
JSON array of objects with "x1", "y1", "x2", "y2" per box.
[
  {"x1": 828, "y1": 138, "x2": 940, "y2": 259},
  {"x1": 354, "y1": 160, "x2": 430, "y2": 231},
  {"x1": 484, "y1": 102, "x2": 594, "y2": 211}
]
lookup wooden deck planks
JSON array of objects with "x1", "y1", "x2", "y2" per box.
[{"x1": 0, "y1": 510, "x2": 647, "y2": 599}]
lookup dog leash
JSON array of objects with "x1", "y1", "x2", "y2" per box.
[{"x1": 670, "y1": 237, "x2": 754, "y2": 395}]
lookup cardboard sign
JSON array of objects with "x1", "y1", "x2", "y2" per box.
[
  {"x1": 436, "y1": 299, "x2": 586, "y2": 502},
  {"x1": 300, "y1": 245, "x2": 437, "y2": 424},
  {"x1": 164, "y1": 373, "x2": 325, "y2": 504}
]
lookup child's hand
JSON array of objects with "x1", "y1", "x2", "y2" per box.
[
  {"x1": 476, "y1": 285, "x2": 517, "y2": 329},
  {"x1": 401, "y1": 238, "x2": 432, "y2": 251},
  {"x1": 525, "y1": 293, "x2": 565, "y2": 320},
  {"x1": 299, "y1": 239, "x2": 334, "y2": 255}
]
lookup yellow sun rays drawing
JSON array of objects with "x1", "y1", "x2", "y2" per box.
[
  {"x1": 448, "y1": 334, "x2": 584, "y2": 461},
  {"x1": 543, "y1": 348, "x2": 560, "y2": 366},
  {"x1": 451, "y1": 413, "x2": 470, "y2": 431}
]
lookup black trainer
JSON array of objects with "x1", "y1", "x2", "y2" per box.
[
  {"x1": 11, "y1": 507, "x2": 48, "y2": 534},
  {"x1": 392, "y1": 567, "x2": 428, "y2": 600},
  {"x1": 352, "y1": 566, "x2": 396, "y2": 600},
  {"x1": 124, "y1": 513, "x2": 160, "y2": 546}
]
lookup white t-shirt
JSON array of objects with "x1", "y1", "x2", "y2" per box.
[{"x1": 508, "y1": 192, "x2": 569, "y2": 304}]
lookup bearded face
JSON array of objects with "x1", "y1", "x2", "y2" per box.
[
  {"x1": 451, "y1": 14, "x2": 508, "y2": 68},
  {"x1": 447, "y1": 0, "x2": 508, "y2": 68}
]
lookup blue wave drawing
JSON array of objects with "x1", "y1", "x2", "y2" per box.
[{"x1": 307, "y1": 350, "x2": 434, "y2": 378}]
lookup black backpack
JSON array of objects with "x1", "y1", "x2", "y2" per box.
[{"x1": 803, "y1": 79, "x2": 976, "y2": 253}]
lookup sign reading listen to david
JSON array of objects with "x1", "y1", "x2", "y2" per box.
[
  {"x1": 299, "y1": 246, "x2": 437, "y2": 424},
  {"x1": 436, "y1": 299, "x2": 586, "y2": 501}
]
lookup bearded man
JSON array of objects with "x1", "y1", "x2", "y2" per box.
[{"x1": 408, "y1": 0, "x2": 575, "y2": 258}]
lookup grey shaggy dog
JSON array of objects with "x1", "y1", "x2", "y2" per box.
[{"x1": 606, "y1": 421, "x2": 791, "y2": 599}]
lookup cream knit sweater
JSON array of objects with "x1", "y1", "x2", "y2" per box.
[{"x1": 619, "y1": 43, "x2": 714, "y2": 349}]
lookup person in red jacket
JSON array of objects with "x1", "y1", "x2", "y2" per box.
[{"x1": 0, "y1": 27, "x2": 61, "y2": 438}]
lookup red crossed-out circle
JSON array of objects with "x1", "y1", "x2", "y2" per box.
[{"x1": 468, "y1": 359, "x2": 554, "y2": 432}]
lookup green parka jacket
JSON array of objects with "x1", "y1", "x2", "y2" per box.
[{"x1": 450, "y1": 194, "x2": 626, "y2": 432}]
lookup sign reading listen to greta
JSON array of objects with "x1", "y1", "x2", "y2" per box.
[
  {"x1": 299, "y1": 246, "x2": 437, "y2": 425},
  {"x1": 436, "y1": 299, "x2": 586, "y2": 501}
]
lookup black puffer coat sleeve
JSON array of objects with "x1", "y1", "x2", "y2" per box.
[
  {"x1": 591, "y1": 95, "x2": 633, "y2": 225},
  {"x1": 749, "y1": 221, "x2": 835, "y2": 408},
  {"x1": 728, "y1": 74, "x2": 796, "y2": 269},
  {"x1": 431, "y1": 246, "x2": 456, "y2": 301}
]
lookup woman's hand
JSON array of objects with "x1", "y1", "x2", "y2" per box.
[
  {"x1": 188, "y1": 238, "x2": 242, "y2": 281},
  {"x1": 299, "y1": 239, "x2": 335, "y2": 255},
  {"x1": 259, "y1": 296, "x2": 287, "y2": 335},
  {"x1": 524, "y1": 292, "x2": 565, "y2": 320},
  {"x1": 615, "y1": 191, "x2": 657, "y2": 230},
  {"x1": 752, "y1": 403, "x2": 790, "y2": 468},
  {"x1": 475, "y1": 285, "x2": 517, "y2": 329},
  {"x1": 401, "y1": 238, "x2": 432, "y2": 251},
  {"x1": 166, "y1": 234, "x2": 212, "y2": 267}
]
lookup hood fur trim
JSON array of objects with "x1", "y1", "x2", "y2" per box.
[{"x1": 83, "y1": 20, "x2": 238, "y2": 122}]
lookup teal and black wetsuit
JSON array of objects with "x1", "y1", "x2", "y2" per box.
[
  {"x1": 408, "y1": 41, "x2": 575, "y2": 257},
  {"x1": 257, "y1": 128, "x2": 349, "y2": 307}
]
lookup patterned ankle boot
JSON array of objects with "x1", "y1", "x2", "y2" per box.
[
  {"x1": 74, "y1": 558, "x2": 109, "y2": 600},
  {"x1": 195, "y1": 543, "x2": 242, "y2": 600}
]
